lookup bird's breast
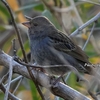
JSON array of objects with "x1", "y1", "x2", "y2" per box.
[{"x1": 30, "y1": 38, "x2": 50, "y2": 64}]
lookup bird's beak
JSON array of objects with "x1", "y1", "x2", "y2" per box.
[
  {"x1": 22, "y1": 21, "x2": 31, "y2": 28},
  {"x1": 22, "y1": 15, "x2": 32, "y2": 28}
]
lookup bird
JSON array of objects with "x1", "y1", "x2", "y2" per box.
[
  {"x1": 22, "y1": 16, "x2": 94, "y2": 76},
  {"x1": 22, "y1": 16, "x2": 99, "y2": 100}
]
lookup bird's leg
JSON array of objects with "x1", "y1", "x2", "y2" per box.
[
  {"x1": 61, "y1": 77, "x2": 67, "y2": 84},
  {"x1": 50, "y1": 75, "x2": 67, "y2": 85},
  {"x1": 53, "y1": 73, "x2": 65, "y2": 85}
]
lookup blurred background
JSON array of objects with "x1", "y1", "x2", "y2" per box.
[{"x1": 0, "y1": 0, "x2": 100, "y2": 100}]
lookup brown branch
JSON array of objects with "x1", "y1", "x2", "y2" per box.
[
  {"x1": 1, "y1": 0, "x2": 44, "y2": 100},
  {"x1": 0, "y1": 50, "x2": 91, "y2": 100}
]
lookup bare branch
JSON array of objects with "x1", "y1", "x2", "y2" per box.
[
  {"x1": 80, "y1": 0, "x2": 100, "y2": 6},
  {"x1": 1, "y1": 0, "x2": 44, "y2": 99},
  {"x1": 4, "y1": 57, "x2": 13, "y2": 100},
  {"x1": 69, "y1": 0, "x2": 84, "y2": 26},
  {"x1": 12, "y1": 77, "x2": 23, "y2": 94},
  {"x1": 0, "y1": 74, "x2": 20, "y2": 100},
  {"x1": 1, "y1": 0, "x2": 27, "y2": 62},
  {"x1": 0, "y1": 50, "x2": 91, "y2": 100},
  {"x1": 82, "y1": 22, "x2": 96, "y2": 50},
  {"x1": 53, "y1": 6, "x2": 73, "y2": 13},
  {"x1": 70, "y1": 13, "x2": 100, "y2": 37},
  {"x1": 5, "y1": 76, "x2": 23, "y2": 87},
  {"x1": 14, "y1": 57, "x2": 87, "y2": 83},
  {"x1": 0, "y1": 83, "x2": 20, "y2": 100}
]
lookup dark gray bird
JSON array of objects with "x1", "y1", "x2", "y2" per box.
[{"x1": 22, "y1": 16, "x2": 94, "y2": 76}]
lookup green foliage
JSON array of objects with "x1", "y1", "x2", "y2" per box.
[
  {"x1": 66, "y1": 73, "x2": 77, "y2": 89},
  {"x1": 85, "y1": 43, "x2": 96, "y2": 57},
  {"x1": 29, "y1": 80, "x2": 41, "y2": 100},
  {"x1": 34, "y1": 4, "x2": 44, "y2": 11},
  {"x1": 78, "y1": 3, "x2": 94, "y2": 21},
  {"x1": 2, "y1": 34, "x2": 14, "y2": 53},
  {"x1": 17, "y1": 40, "x2": 30, "y2": 58},
  {"x1": 0, "y1": 25, "x2": 6, "y2": 31},
  {"x1": 0, "y1": 3, "x2": 10, "y2": 19},
  {"x1": 0, "y1": 93, "x2": 4, "y2": 100}
]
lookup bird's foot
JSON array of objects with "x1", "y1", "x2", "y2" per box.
[
  {"x1": 52, "y1": 75, "x2": 64, "y2": 85},
  {"x1": 50, "y1": 75, "x2": 62, "y2": 85}
]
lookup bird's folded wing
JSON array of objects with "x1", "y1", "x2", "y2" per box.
[{"x1": 48, "y1": 31, "x2": 89, "y2": 63}]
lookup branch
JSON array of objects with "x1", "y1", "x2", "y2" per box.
[
  {"x1": 0, "y1": 73, "x2": 20, "y2": 100},
  {"x1": 69, "y1": 0, "x2": 84, "y2": 26},
  {"x1": 0, "y1": 50, "x2": 91, "y2": 100},
  {"x1": 5, "y1": 76, "x2": 23, "y2": 87},
  {"x1": 70, "y1": 12, "x2": 100, "y2": 37},
  {"x1": 1, "y1": 0, "x2": 27, "y2": 61},
  {"x1": 1, "y1": 0, "x2": 44, "y2": 99},
  {"x1": 12, "y1": 76, "x2": 23, "y2": 94},
  {"x1": 80, "y1": 0, "x2": 100, "y2": 6},
  {"x1": 4, "y1": 57, "x2": 13, "y2": 100},
  {"x1": 52, "y1": 6, "x2": 73, "y2": 13},
  {"x1": 82, "y1": 22, "x2": 96, "y2": 50},
  {"x1": 0, "y1": 83, "x2": 20, "y2": 100}
]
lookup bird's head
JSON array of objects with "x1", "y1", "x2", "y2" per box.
[{"x1": 22, "y1": 16, "x2": 55, "y2": 36}]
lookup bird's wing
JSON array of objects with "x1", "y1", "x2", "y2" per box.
[{"x1": 48, "y1": 30, "x2": 89, "y2": 63}]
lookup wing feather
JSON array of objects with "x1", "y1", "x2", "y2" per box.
[{"x1": 48, "y1": 31, "x2": 89, "y2": 63}]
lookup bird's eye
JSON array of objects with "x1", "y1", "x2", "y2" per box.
[{"x1": 34, "y1": 23, "x2": 38, "y2": 26}]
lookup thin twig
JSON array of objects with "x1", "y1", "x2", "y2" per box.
[
  {"x1": 12, "y1": 38, "x2": 24, "y2": 94},
  {"x1": 1, "y1": 0, "x2": 45, "y2": 100},
  {"x1": 70, "y1": 12, "x2": 100, "y2": 37},
  {"x1": 13, "y1": 77, "x2": 23, "y2": 94},
  {"x1": 0, "y1": 83, "x2": 20, "y2": 100},
  {"x1": 4, "y1": 57, "x2": 13, "y2": 100},
  {"x1": 5, "y1": 76, "x2": 23, "y2": 87},
  {"x1": 15, "y1": 58, "x2": 83, "y2": 68},
  {"x1": 0, "y1": 74, "x2": 20, "y2": 100},
  {"x1": 15, "y1": 58, "x2": 86, "y2": 83},
  {"x1": 53, "y1": 6, "x2": 73, "y2": 13},
  {"x1": 82, "y1": 22, "x2": 96, "y2": 50},
  {"x1": 12, "y1": 39, "x2": 17, "y2": 56},
  {"x1": 0, "y1": 72, "x2": 9, "y2": 84},
  {"x1": 86, "y1": 27, "x2": 100, "y2": 32},
  {"x1": 1, "y1": 0, "x2": 27, "y2": 62},
  {"x1": 65, "y1": 72, "x2": 71, "y2": 82},
  {"x1": 80, "y1": 0, "x2": 100, "y2": 6},
  {"x1": 69, "y1": 0, "x2": 84, "y2": 26},
  {"x1": 41, "y1": 0, "x2": 69, "y2": 34}
]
